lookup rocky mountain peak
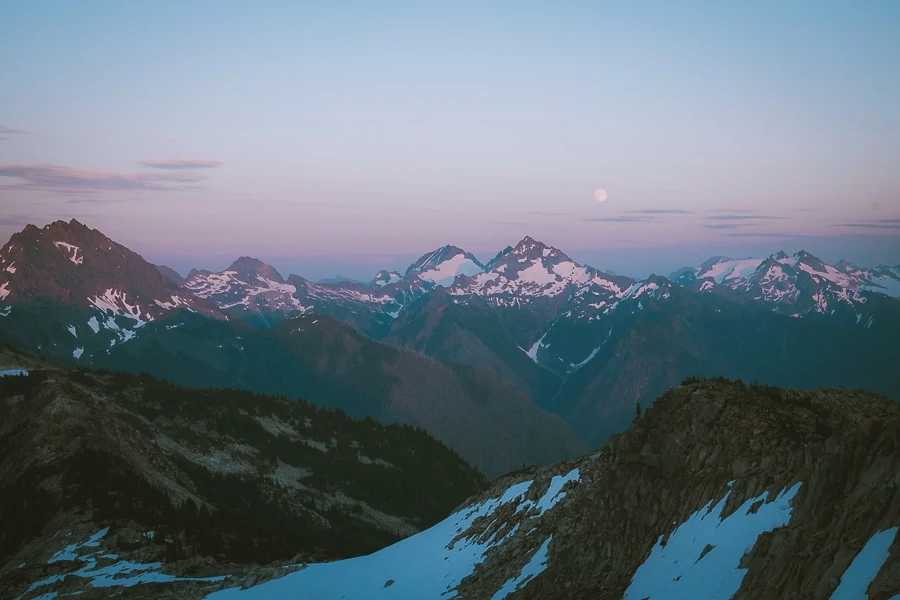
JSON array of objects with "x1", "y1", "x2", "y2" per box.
[
  {"x1": 225, "y1": 256, "x2": 285, "y2": 283},
  {"x1": 407, "y1": 245, "x2": 480, "y2": 273},
  {"x1": 642, "y1": 273, "x2": 672, "y2": 286},
  {"x1": 793, "y1": 249, "x2": 828, "y2": 272},
  {"x1": 510, "y1": 236, "x2": 564, "y2": 260},
  {"x1": 481, "y1": 237, "x2": 573, "y2": 274},
  {"x1": 772, "y1": 250, "x2": 790, "y2": 261},
  {"x1": 755, "y1": 253, "x2": 792, "y2": 273},
  {"x1": 699, "y1": 255, "x2": 734, "y2": 269},
  {"x1": 834, "y1": 259, "x2": 859, "y2": 274},
  {"x1": 155, "y1": 264, "x2": 185, "y2": 286},
  {"x1": 485, "y1": 245, "x2": 514, "y2": 270},
  {"x1": 0, "y1": 221, "x2": 219, "y2": 347},
  {"x1": 372, "y1": 270, "x2": 402, "y2": 287},
  {"x1": 623, "y1": 274, "x2": 674, "y2": 302}
]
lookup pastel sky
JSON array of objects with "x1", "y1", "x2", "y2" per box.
[{"x1": 1, "y1": 1, "x2": 898, "y2": 280}]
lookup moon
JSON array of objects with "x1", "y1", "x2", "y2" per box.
[{"x1": 594, "y1": 188, "x2": 608, "y2": 203}]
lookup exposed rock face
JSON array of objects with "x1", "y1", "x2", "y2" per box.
[
  {"x1": 0, "y1": 219, "x2": 215, "y2": 319},
  {"x1": 449, "y1": 379, "x2": 900, "y2": 599},
  {"x1": 155, "y1": 264, "x2": 186, "y2": 286}
]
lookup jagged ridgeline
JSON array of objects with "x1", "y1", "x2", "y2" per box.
[{"x1": 0, "y1": 363, "x2": 487, "y2": 579}]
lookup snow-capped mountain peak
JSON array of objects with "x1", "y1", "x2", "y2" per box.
[
  {"x1": 678, "y1": 249, "x2": 900, "y2": 324},
  {"x1": 406, "y1": 245, "x2": 485, "y2": 288},
  {"x1": 448, "y1": 237, "x2": 632, "y2": 309},
  {"x1": 509, "y1": 236, "x2": 568, "y2": 261}
]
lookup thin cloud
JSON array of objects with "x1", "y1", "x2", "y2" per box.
[
  {"x1": 65, "y1": 197, "x2": 121, "y2": 204},
  {"x1": 0, "y1": 125, "x2": 30, "y2": 136},
  {"x1": 725, "y1": 232, "x2": 811, "y2": 238},
  {"x1": 138, "y1": 159, "x2": 223, "y2": 170},
  {"x1": 626, "y1": 209, "x2": 694, "y2": 215},
  {"x1": 839, "y1": 223, "x2": 900, "y2": 230},
  {"x1": 704, "y1": 223, "x2": 741, "y2": 230},
  {"x1": 707, "y1": 214, "x2": 784, "y2": 221},
  {"x1": 583, "y1": 216, "x2": 652, "y2": 223},
  {"x1": 0, "y1": 163, "x2": 212, "y2": 194},
  {"x1": 0, "y1": 125, "x2": 31, "y2": 141}
]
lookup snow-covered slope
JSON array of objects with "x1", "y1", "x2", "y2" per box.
[
  {"x1": 405, "y1": 245, "x2": 485, "y2": 287},
  {"x1": 207, "y1": 469, "x2": 581, "y2": 600}
]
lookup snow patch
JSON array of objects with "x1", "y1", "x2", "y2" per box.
[
  {"x1": 699, "y1": 258, "x2": 764, "y2": 283},
  {"x1": 89, "y1": 289, "x2": 150, "y2": 324},
  {"x1": 67, "y1": 325, "x2": 77, "y2": 338},
  {"x1": 624, "y1": 481, "x2": 802, "y2": 600},
  {"x1": 862, "y1": 275, "x2": 900, "y2": 298},
  {"x1": 417, "y1": 254, "x2": 483, "y2": 287},
  {"x1": 570, "y1": 329, "x2": 613, "y2": 370},
  {"x1": 87, "y1": 317, "x2": 100, "y2": 334},
  {"x1": 53, "y1": 241, "x2": 83, "y2": 265},
  {"x1": 154, "y1": 295, "x2": 190, "y2": 310},
  {"x1": 0, "y1": 369, "x2": 28, "y2": 377},
  {"x1": 374, "y1": 272, "x2": 402, "y2": 287},
  {"x1": 490, "y1": 535, "x2": 553, "y2": 600},
  {"x1": 0, "y1": 282, "x2": 9, "y2": 300},
  {"x1": 28, "y1": 528, "x2": 224, "y2": 595},
  {"x1": 525, "y1": 333, "x2": 548, "y2": 363},
  {"x1": 72, "y1": 348, "x2": 84, "y2": 359},
  {"x1": 830, "y1": 527, "x2": 898, "y2": 600},
  {"x1": 205, "y1": 470, "x2": 580, "y2": 600}
]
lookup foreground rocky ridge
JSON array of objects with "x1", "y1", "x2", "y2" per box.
[
  {"x1": 9, "y1": 378, "x2": 898, "y2": 599},
  {"x1": 452, "y1": 379, "x2": 900, "y2": 599}
]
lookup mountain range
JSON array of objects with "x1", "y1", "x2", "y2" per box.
[{"x1": 1, "y1": 219, "x2": 898, "y2": 454}]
